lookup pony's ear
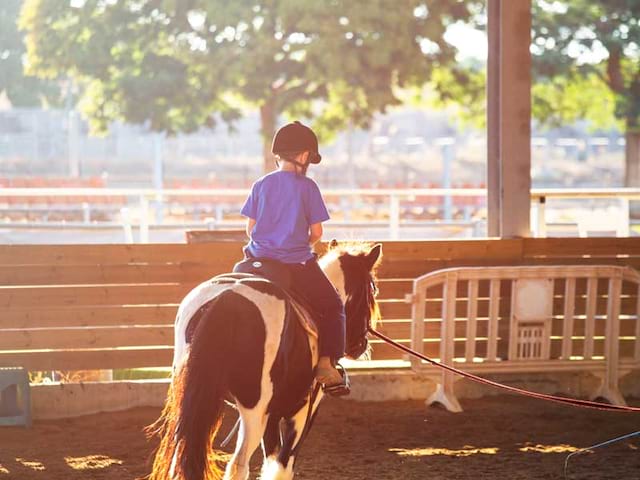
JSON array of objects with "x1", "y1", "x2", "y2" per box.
[
  {"x1": 329, "y1": 239, "x2": 339, "y2": 249},
  {"x1": 364, "y1": 244, "x2": 382, "y2": 270}
]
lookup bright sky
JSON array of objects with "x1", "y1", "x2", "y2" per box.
[{"x1": 445, "y1": 23, "x2": 488, "y2": 62}]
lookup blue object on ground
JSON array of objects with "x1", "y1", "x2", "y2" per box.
[{"x1": 0, "y1": 367, "x2": 31, "y2": 427}]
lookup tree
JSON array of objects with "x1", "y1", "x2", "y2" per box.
[
  {"x1": 0, "y1": 0, "x2": 59, "y2": 107},
  {"x1": 20, "y1": 0, "x2": 473, "y2": 172},
  {"x1": 531, "y1": 0, "x2": 640, "y2": 186}
]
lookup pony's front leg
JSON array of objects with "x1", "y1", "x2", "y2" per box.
[
  {"x1": 224, "y1": 407, "x2": 269, "y2": 480},
  {"x1": 260, "y1": 393, "x2": 322, "y2": 480}
]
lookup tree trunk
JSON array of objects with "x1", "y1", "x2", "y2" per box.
[
  {"x1": 259, "y1": 100, "x2": 277, "y2": 174},
  {"x1": 625, "y1": 130, "x2": 640, "y2": 187}
]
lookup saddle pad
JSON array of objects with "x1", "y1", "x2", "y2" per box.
[{"x1": 210, "y1": 274, "x2": 318, "y2": 339}]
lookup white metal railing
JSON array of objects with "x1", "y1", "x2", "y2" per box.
[
  {"x1": 407, "y1": 265, "x2": 640, "y2": 412},
  {"x1": 2, "y1": 187, "x2": 640, "y2": 242}
]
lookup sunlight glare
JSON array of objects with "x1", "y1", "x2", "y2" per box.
[
  {"x1": 65, "y1": 455, "x2": 123, "y2": 470},
  {"x1": 389, "y1": 446, "x2": 499, "y2": 457},
  {"x1": 15, "y1": 458, "x2": 45, "y2": 471},
  {"x1": 519, "y1": 444, "x2": 580, "y2": 453},
  {"x1": 0, "y1": 464, "x2": 8, "y2": 474}
]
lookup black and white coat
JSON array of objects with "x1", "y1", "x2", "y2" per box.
[{"x1": 148, "y1": 244, "x2": 381, "y2": 480}]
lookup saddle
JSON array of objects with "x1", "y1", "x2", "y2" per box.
[
  {"x1": 231, "y1": 257, "x2": 318, "y2": 338},
  {"x1": 233, "y1": 257, "x2": 293, "y2": 290}
]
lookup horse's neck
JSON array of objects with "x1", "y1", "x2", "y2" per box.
[{"x1": 318, "y1": 252, "x2": 346, "y2": 300}]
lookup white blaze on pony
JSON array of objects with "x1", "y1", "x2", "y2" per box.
[{"x1": 147, "y1": 242, "x2": 382, "y2": 480}]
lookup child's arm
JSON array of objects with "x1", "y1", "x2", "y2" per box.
[
  {"x1": 246, "y1": 218, "x2": 256, "y2": 238},
  {"x1": 309, "y1": 222, "x2": 323, "y2": 246}
]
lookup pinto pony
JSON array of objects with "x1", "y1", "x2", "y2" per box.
[{"x1": 147, "y1": 242, "x2": 382, "y2": 480}]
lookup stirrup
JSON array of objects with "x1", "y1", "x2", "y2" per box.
[{"x1": 322, "y1": 363, "x2": 350, "y2": 397}]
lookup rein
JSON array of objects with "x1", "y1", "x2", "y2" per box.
[
  {"x1": 368, "y1": 327, "x2": 640, "y2": 413},
  {"x1": 292, "y1": 383, "x2": 322, "y2": 457}
]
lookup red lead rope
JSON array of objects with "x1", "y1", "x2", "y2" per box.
[{"x1": 368, "y1": 327, "x2": 640, "y2": 413}]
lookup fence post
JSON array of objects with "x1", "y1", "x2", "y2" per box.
[
  {"x1": 389, "y1": 194, "x2": 400, "y2": 240},
  {"x1": 409, "y1": 285, "x2": 426, "y2": 371},
  {"x1": 600, "y1": 272, "x2": 625, "y2": 405},
  {"x1": 82, "y1": 202, "x2": 90, "y2": 224},
  {"x1": 427, "y1": 272, "x2": 462, "y2": 412},
  {"x1": 139, "y1": 195, "x2": 149, "y2": 243},
  {"x1": 619, "y1": 197, "x2": 630, "y2": 236},
  {"x1": 120, "y1": 207, "x2": 134, "y2": 244},
  {"x1": 535, "y1": 196, "x2": 546, "y2": 238}
]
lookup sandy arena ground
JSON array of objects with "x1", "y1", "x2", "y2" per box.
[{"x1": 1, "y1": 395, "x2": 639, "y2": 479}]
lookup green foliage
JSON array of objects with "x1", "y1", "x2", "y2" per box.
[
  {"x1": 532, "y1": 0, "x2": 640, "y2": 131},
  {"x1": 430, "y1": 1, "x2": 636, "y2": 135},
  {"x1": 532, "y1": 70, "x2": 620, "y2": 131},
  {"x1": 0, "y1": 0, "x2": 60, "y2": 107},
  {"x1": 20, "y1": 0, "x2": 237, "y2": 134},
  {"x1": 427, "y1": 64, "x2": 486, "y2": 128},
  {"x1": 20, "y1": 0, "x2": 472, "y2": 146}
]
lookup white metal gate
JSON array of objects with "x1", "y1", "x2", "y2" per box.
[{"x1": 408, "y1": 265, "x2": 640, "y2": 412}]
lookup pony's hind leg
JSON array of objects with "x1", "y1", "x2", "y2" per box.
[
  {"x1": 261, "y1": 415, "x2": 282, "y2": 465},
  {"x1": 261, "y1": 397, "x2": 318, "y2": 480},
  {"x1": 260, "y1": 415, "x2": 287, "y2": 479},
  {"x1": 224, "y1": 406, "x2": 269, "y2": 480}
]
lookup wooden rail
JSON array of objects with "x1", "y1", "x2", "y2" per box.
[{"x1": 1, "y1": 238, "x2": 640, "y2": 373}]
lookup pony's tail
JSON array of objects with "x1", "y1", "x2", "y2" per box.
[{"x1": 146, "y1": 293, "x2": 234, "y2": 480}]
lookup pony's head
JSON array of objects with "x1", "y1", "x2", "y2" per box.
[{"x1": 319, "y1": 240, "x2": 382, "y2": 359}]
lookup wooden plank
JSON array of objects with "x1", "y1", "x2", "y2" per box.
[
  {"x1": 375, "y1": 239, "x2": 524, "y2": 262},
  {"x1": 561, "y1": 278, "x2": 576, "y2": 359},
  {"x1": 0, "y1": 243, "x2": 244, "y2": 266},
  {"x1": 378, "y1": 292, "x2": 639, "y2": 321},
  {"x1": 0, "y1": 348, "x2": 173, "y2": 371},
  {"x1": 0, "y1": 263, "x2": 223, "y2": 286},
  {"x1": 2, "y1": 305, "x2": 177, "y2": 329},
  {"x1": 185, "y1": 230, "x2": 248, "y2": 243},
  {"x1": 524, "y1": 257, "x2": 640, "y2": 269},
  {"x1": 375, "y1": 321, "x2": 412, "y2": 340},
  {"x1": 3, "y1": 239, "x2": 640, "y2": 275},
  {"x1": 584, "y1": 278, "x2": 598, "y2": 359},
  {"x1": 369, "y1": 341, "x2": 410, "y2": 360},
  {"x1": 378, "y1": 301, "x2": 411, "y2": 319},
  {"x1": 619, "y1": 341, "x2": 637, "y2": 359},
  {"x1": 370, "y1": 340, "x2": 449, "y2": 361},
  {"x1": 0, "y1": 239, "x2": 524, "y2": 269},
  {"x1": 12, "y1": 295, "x2": 609, "y2": 330},
  {"x1": 378, "y1": 319, "x2": 481, "y2": 341},
  {"x1": 523, "y1": 237, "x2": 640, "y2": 258},
  {"x1": 0, "y1": 283, "x2": 197, "y2": 308},
  {"x1": 378, "y1": 258, "x2": 528, "y2": 278},
  {"x1": 376, "y1": 280, "x2": 412, "y2": 299},
  {"x1": 0, "y1": 326, "x2": 173, "y2": 350},
  {"x1": 619, "y1": 319, "x2": 639, "y2": 336}
]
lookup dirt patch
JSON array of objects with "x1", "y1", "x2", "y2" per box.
[{"x1": 1, "y1": 395, "x2": 638, "y2": 479}]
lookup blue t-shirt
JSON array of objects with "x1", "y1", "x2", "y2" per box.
[{"x1": 241, "y1": 171, "x2": 330, "y2": 263}]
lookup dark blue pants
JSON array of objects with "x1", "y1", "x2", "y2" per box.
[{"x1": 289, "y1": 258, "x2": 346, "y2": 360}]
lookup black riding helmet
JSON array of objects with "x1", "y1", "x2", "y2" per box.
[{"x1": 271, "y1": 121, "x2": 322, "y2": 164}]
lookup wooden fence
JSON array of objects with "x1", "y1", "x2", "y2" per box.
[{"x1": 2, "y1": 238, "x2": 640, "y2": 373}]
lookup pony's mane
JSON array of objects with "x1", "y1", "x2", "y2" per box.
[{"x1": 319, "y1": 241, "x2": 381, "y2": 277}]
